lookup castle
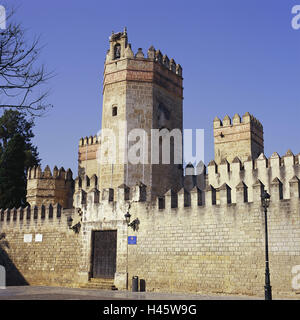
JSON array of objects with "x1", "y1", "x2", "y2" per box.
[{"x1": 0, "y1": 29, "x2": 300, "y2": 298}]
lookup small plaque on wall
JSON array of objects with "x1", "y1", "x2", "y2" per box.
[
  {"x1": 128, "y1": 236, "x2": 137, "y2": 245},
  {"x1": 23, "y1": 234, "x2": 32, "y2": 243},
  {"x1": 35, "y1": 234, "x2": 43, "y2": 242}
]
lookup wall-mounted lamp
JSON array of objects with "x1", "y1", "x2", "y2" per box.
[
  {"x1": 261, "y1": 190, "x2": 271, "y2": 209},
  {"x1": 124, "y1": 212, "x2": 140, "y2": 231},
  {"x1": 67, "y1": 216, "x2": 81, "y2": 234},
  {"x1": 0, "y1": 232, "x2": 8, "y2": 249}
]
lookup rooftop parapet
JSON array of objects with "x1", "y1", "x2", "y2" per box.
[
  {"x1": 207, "y1": 150, "x2": 300, "y2": 202},
  {"x1": 153, "y1": 47, "x2": 182, "y2": 76},
  {"x1": 155, "y1": 171, "x2": 300, "y2": 210},
  {"x1": 0, "y1": 204, "x2": 82, "y2": 233},
  {"x1": 75, "y1": 149, "x2": 300, "y2": 207},
  {"x1": 0, "y1": 204, "x2": 74, "y2": 230},
  {"x1": 106, "y1": 29, "x2": 182, "y2": 77},
  {"x1": 79, "y1": 135, "x2": 99, "y2": 147},
  {"x1": 213, "y1": 112, "x2": 263, "y2": 129},
  {"x1": 27, "y1": 166, "x2": 73, "y2": 181},
  {"x1": 70, "y1": 165, "x2": 300, "y2": 216}
]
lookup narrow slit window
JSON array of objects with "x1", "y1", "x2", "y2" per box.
[{"x1": 112, "y1": 106, "x2": 118, "y2": 116}]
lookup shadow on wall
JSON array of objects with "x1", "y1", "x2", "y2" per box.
[{"x1": 0, "y1": 238, "x2": 28, "y2": 286}]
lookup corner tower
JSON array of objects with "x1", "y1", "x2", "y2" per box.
[
  {"x1": 213, "y1": 112, "x2": 264, "y2": 164},
  {"x1": 98, "y1": 29, "x2": 183, "y2": 197},
  {"x1": 26, "y1": 166, "x2": 74, "y2": 208}
]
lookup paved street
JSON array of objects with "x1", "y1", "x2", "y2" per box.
[
  {"x1": 0, "y1": 285, "x2": 269, "y2": 300},
  {"x1": 1, "y1": 286, "x2": 297, "y2": 320}
]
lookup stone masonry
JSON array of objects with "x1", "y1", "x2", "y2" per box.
[
  {"x1": 79, "y1": 28, "x2": 183, "y2": 199},
  {"x1": 26, "y1": 166, "x2": 74, "y2": 209},
  {"x1": 214, "y1": 113, "x2": 264, "y2": 164}
]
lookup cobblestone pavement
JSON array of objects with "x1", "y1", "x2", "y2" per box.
[{"x1": 0, "y1": 286, "x2": 270, "y2": 300}]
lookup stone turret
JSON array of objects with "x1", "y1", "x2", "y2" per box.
[
  {"x1": 213, "y1": 112, "x2": 264, "y2": 164},
  {"x1": 78, "y1": 135, "x2": 99, "y2": 178},
  {"x1": 26, "y1": 166, "x2": 74, "y2": 208}
]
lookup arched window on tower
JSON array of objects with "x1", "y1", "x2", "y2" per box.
[
  {"x1": 114, "y1": 44, "x2": 121, "y2": 59},
  {"x1": 158, "y1": 103, "x2": 170, "y2": 129}
]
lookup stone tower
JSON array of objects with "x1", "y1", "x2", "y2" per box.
[
  {"x1": 213, "y1": 112, "x2": 264, "y2": 164},
  {"x1": 82, "y1": 28, "x2": 184, "y2": 197},
  {"x1": 26, "y1": 166, "x2": 74, "y2": 208}
]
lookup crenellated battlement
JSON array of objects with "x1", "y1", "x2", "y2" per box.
[
  {"x1": 78, "y1": 135, "x2": 100, "y2": 179},
  {"x1": 72, "y1": 150, "x2": 300, "y2": 210},
  {"x1": 159, "y1": 157, "x2": 300, "y2": 209},
  {"x1": 213, "y1": 112, "x2": 263, "y2": 129},
  {"x1": 149, "y1": 47, "x2": 182, "y2": 76},
  {"x1": 27, "y1": 165, "x2": 73, "y2": 181},
  {"x1": 105, "y1": 29, "x2": 182, "y2": 79},
  {"x1": 74, "y1": 173, "x2": 148, "y2": 206},
  {"x1": 78, "y1": 135, "x2": 99, "y2": 147},
  {"x1": 205, "y1": 150, "x2": 300, "y2": 203},
  {"x1": 0, "y1": 204, "x2": 75, "y2": 231}
]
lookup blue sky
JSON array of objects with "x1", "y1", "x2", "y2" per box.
[{"x1": 5, "y1": 0, "x2": 300, "y2": 174}]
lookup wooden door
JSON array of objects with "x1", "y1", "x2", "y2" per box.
[{"x1": 91, "y1": 230, "x2": 117, "y2": 279}]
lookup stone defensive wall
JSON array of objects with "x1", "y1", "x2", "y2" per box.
[
  {"x1": 74, "y1": 152, "x2": 300, "y2": 297},
  {"x1": 1, "y1": 152, "x2": 300, "y2": 296},
  {"x1": 0, "y1": 204, "x2": 83, "y2": 286}
]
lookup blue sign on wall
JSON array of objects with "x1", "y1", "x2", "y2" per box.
[{"x1": 128, "y1": 236, "x2": 137, "y2": 245}]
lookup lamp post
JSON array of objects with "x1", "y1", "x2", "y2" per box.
[
  {"x1": 124, "y1": 211, "x2": 140, "y2": 291},
  {"x1": 67, "y1": 216, "x2": 81, "y2": 233},
  {"x1": 261, "y1": 190, "x2": 272, "y2": 300},
  {"x1": 124, "y1": 212, "x2": 131, "y2": 225}
]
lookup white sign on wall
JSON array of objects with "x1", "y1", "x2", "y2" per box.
[
  {"x1": 35, "y1": 234, "x2": 43, "y2": 242},
  {"x1": 23, "y1": 234, "x2": 32, "y2": 243}
]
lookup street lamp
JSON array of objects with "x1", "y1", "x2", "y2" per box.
[
  {"x1": 67, "y1": 216, "x2": 81, "y2": 234},
  {"x1": 124, "y1": 212, "x2": 140, "y2": 231},
  {"x1": 261, "y1": 190, "x2": 272, "y2": 300},
  {"x1": 124, "y1": 212, "x2": 131, "y2": 224}
]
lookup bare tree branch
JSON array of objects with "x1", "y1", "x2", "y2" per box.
[{"x1": 0, "y1": 6, "x2": 54, "y2": 117}]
